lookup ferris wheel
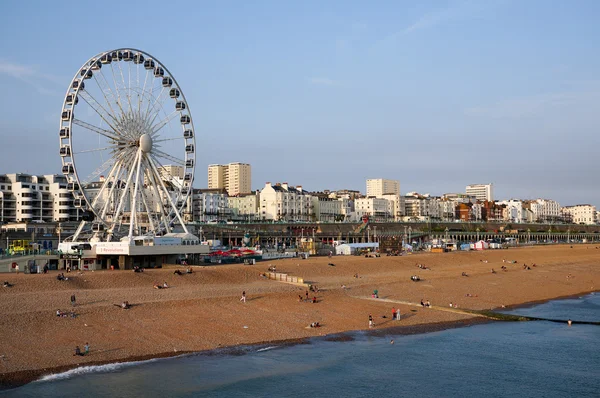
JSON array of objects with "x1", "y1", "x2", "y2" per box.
[{"x1": 59, "y1": 48, "x2": 196, "y2": 242}]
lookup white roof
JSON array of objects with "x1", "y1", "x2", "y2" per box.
[{"x1": 338, "y1": 243, "x2": 379, "y2": 248}]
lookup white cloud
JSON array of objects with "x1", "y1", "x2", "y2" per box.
[
  {"x1": 0, "y1": 59, "x2": 62, "y2": 95},
  {"x1": 307, "y1": 77, "x2": 338, "y2": 86},
  {"x1": 464, "y1": 88, "x2": 600, "y2": 119}
]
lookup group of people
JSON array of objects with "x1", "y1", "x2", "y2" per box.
[
  {"x1": 391, "y1": 307, "x2": 401, "y2": 320},
  {"x1": 3, "y1": 281, "x2": 13, "y2": 288},
  {"x1": 420, "y1": 299, "x2": 431, "y2": 308},
  {"x1": 309, "y1": 322, "x2": 321, "y2": 328},
  {"x1": 153, "y1": 282, "x2": 169, "y2": 289},
  {"x1": 417, "y1": 263, "x2": 429, "y2": 270},
  {"x1": 73, "y1": 343, "x2": 90, "y2": 356},
  {"x1": 56, "y1": 273, "x2": 69, "y2": 281},
  {"x1": 410, "y1": 275, "x2": 421, "y2": 281},
  {"x1": 133, "y1": 266, "x2": 144, "y2": 273}
]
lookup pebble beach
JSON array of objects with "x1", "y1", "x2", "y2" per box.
[{"x1": 1, "y1": 244, "x2": 598, "y2": 388}]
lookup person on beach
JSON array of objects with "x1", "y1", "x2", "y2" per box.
[
  {"x1": 163, "y1": 282, "x2": 169, "y2": 288},
  {"x1": 84, "y1": 343, "x2": 89, "y2": 355},
  {"x1": 240, "y1": 291, "x2": 246, "y2": 303},
  {"x1": 396, "y1": 308, "x2": 401, "y2": 320},
  {"x1": 312, "y1": 296, "x2": 317, "y2": 303},
  {"x1": 71, "y1": 294, "x2": 76, "y2": 307},
  {"x1": 73, "y1": 346, "x2": 84, "y2": 356},
  {"x1": 369, "y1": 314, "x2": 373, "y2": 328},
  {"x1": 305, "y1": 290, "x2": 309, "y2": 301},
  {"x1": 392, "y1": 307, "x2": 396, "y2": 320}
]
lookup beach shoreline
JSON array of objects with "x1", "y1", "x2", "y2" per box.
[{"x1": 1, "y1": 244, "x2": 598, "y2": 390}]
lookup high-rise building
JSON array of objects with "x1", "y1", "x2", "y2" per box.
[
  {"x1": 366, "y1": 179, "x2": 400, "y2": 197},
  {"x1": 465, "y1": 183, "x2": 494, "y2": 202},
  {"x1": 208, "y1": 163, "x2": 251, "y2": 196}
]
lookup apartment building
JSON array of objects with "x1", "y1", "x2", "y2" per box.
[
  {"x1": 0, "y1": 173, "x2": 80, "y2": 223},
  {"x1": 259, "y1": 182, "x2": 312, "y2": 222},
  {"x1": 562, "y1": 204, "x2": 597, "y2": 225},
  {"x1": 366, "y1": 179, "x2": 400, "y2": 197},
  {"x1": 208, "y1": 163, "x2": 251, "y2": 196},
  {"x1": 466, "y1": 183, "x2": 494, "y2": 202},
  {"x1": 228, "y1": 193, "x2": 259, "y2": 221},
  {"x1": 354, "y1": 197, "x2": 391, "y2": 222},
  {"x1": 311, "y1": 194, "x2": 343, "y2": 222}
]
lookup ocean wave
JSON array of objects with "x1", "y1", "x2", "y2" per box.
[
  {"x1": 34, "y1": 355, "x2": 187, "y2": 383},
  {"x1": 256, "y1": 346, "x2": 279, "y2": 352}
]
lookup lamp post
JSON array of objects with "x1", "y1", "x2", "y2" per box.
[
  {"x1": 567, "y1": 227, "x2": 571, "y2": 244},
  {"x1": 527, "y1": 228, "x2": 531, "y2": 244},
  {"x1": 367, "y1": 226, "x2": 371, "y2": 243},
  {"x1": 476, "y1": 227, "x2": 480, "y2": 242},
  {"x1": 408, "y1": 226, "x2": 412, "y2": 244},
  {"x1": 445, "y1": 227, "x2": 449, "y2": 243},
  {"x1": 373, "y1": 225, "x2": 377, "y2": 242}
]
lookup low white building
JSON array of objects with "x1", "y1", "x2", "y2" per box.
[
  {"x1": 562, "y1": 204, "x2": 597, "y2": 225},
  {"x1": 192, "y1": 188, "x2": 229, "y2": 222},
  {"x1": 259, "y1": 182, "x2": 312, "y2": 222},
  {"x1": 228, "y1": 193, "x2": 259, "y2": 221},
  {"x1": 311, "y1": 194, "x2": 343, "y2": 222},
  {"x1": 355, "y1": 197, "x2": 391, "y2": 222}
]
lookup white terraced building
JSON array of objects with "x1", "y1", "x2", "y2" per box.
[
  {"x1": 259, "y1": 182, "x2": 312, "y2": 222},
  {"x1": 562, "y1": 204, "x2": 597, "y2": 225}
]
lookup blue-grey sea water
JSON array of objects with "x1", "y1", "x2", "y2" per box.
[{"x1": 3, "y1": 293, "x2": 599, "y2": 398}]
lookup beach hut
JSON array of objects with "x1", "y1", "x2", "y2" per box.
[{"x1": 474, "y1": 240, "x2": 489, "y2": 251}]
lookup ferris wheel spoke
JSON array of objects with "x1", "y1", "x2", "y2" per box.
[
  {"x1": 72, "y1": 118, "x2": 121, "y2": 141},
  {"x1": 92, "y1": 72, "x2": 120, "y2": 122},
  {"x1": 138, "y1": 68, "x2": 152, "y2": 115},
  {"x1": 149, "y1": 154, "x2": 184, "y2": 191},
  {"x1": 79, "y1": 89, "x2": 121, "y2": 128},
  {"x1": 74, "y1": 144, "x2": 122, "y2": 155},
  {"x1": 151, "y1": 149, "x2": 185, "y2": 166},
  {"x1": 117, "y1": 61, "x2": 134, "y2": 115},
  {"x1": 154, "y1": 137, "x2": 184, "y2": 143},
  {"x1": 144, "y1": 86, "x2": 165, "y2": 122},
  {"x1": 150, "y1": 111, "x2": 179, "y2": 135},
  {"x1": 109, "y1": 63, "x2": 127, "y2": 115},
  {"x1": 81, "y1": 156, "x2": 117, "y2": 185}
]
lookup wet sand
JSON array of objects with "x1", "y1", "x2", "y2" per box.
[{"x1": 0, "y1": 244, "x2": 598, "y2": 388}]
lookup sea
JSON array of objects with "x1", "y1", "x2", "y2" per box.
[{"x1": 3, "y1": 293, "x2": 599, "y2": 398}]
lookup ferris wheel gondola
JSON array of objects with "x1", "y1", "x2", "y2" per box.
[{"x1": 59, "y1": 48, "x2": 196, "y2": 242}]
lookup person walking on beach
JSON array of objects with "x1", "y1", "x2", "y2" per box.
[
  {"x1": 240, "y1": 291, "x2": 246, "y2": 303},
  {"x1": 396, "y1": 308, "x2": 401, "y2": 321},
  {"x1": 84, "y1": 343, "x2": 90, "y2": 355},
  {"x1": 369, "y1": 314, "x2": 373, "y2": 328},
  {"x1": 70, "y1": 294, "x2": 76, "y2": 307},
  {"x1": 392, "y1": 307, "x2": 396, "y2": 320}
]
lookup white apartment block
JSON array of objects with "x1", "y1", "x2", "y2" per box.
[
  {"x1": 404, "y1": 195, "x2": 430, "y2": 219},
  {"x1": 562, "y1": 204, "x2": 597, "y2": 225},
  {"x1": 366, "y1": 179, "x2": 400, "y2": 197},
  {"x1": 228, "y1": 193, "x2": 259, "y2": 220},
  {"x1": 354, "y1": 197, "x2": 391, "y2": 222},
  {"x1": 259, "y1": 182, "x2": 312, "y2": 222},
  {"x1": 0, "y1": 173, "x2": 81, "y2": 223},
  {"x1": 191, "y1": 189, "x2": 230, "y2": 222},
  {"x1": 208, "y1": 163, "x2": 251, "y2": 196},
  {"x1": 381, "y1": 194, "x2": 404, "y2": 221},
  {"x1": 466, "y1": 184, "x2": 494, "y2": 202},
  {"x1": 498, "y1": 200, "x2": 524, "y2": 223},
  {"x1": 311, "y1": 195, "x2": 343, "y2": 222}
]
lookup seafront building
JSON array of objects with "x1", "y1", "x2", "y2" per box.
[
  {"x1": 0, "y1": 173, "x2": 81, "y2": 223},
  {"x1": 561, "y1": 204, "x2": 598, "y2": 225},
  {"x1": 466, "y1": 183, "x2": 494, "y2": 202},
  {"x1": 366, "y1": 179, "x2": 400, "y2": 197},
  {"x1": 208, "y1": 163, "x2": 252, "y2": 196}
]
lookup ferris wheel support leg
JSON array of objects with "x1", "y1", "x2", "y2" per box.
[
  {"x1": 128, "y1": 150, "x2": 144, "y2": 238},
  {"x1": 147, "y1": 156, "x2": 190, "y2": 234},
  {"x1": 72, "y1": 220, "x2": 88, "y2": 242}
]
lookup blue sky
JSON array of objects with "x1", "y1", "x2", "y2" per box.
[{"x1": 0, "y1": 0, "x2": 599, "y2": 206}]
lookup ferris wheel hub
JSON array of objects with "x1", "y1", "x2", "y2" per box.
[{"x1": 139, "y1": 133, "x2": 153, "y2": 153}]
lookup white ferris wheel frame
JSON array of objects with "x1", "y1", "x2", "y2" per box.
[{"x1": 59, "y1": 48, "x2": 196, "y2": 242}]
